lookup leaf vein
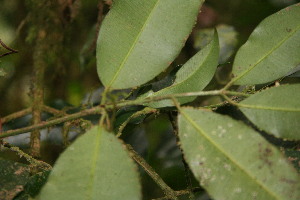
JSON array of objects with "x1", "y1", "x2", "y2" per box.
[
  {"x1": 107, "y1": 0, "x2": 161, "y2": 88},
  {"x1": 180, "y1": 109, "x2": 280, "y2": 199}
]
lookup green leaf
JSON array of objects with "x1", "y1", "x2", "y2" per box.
[
  {"x1": 231, "y1": 3, "x2": 300, "y2": 85},
  {"x1": 239, "y1": 84, "x2": 300, "y2": 140},
  {"x1": 194, "y1": 24, "x2": 238, "y2": 63},
  {"x1": 38, "y1": 126, "x2": 141, "y2": 200},
  {"x1": 178, "y1": 108, "x2": 300, "y2": 200},
  {"x1": 0, "y1": 159, "x2": 30, "y2": 200},
  {"x1": 97, "y1": 0, "x2": 204, "y2": 89},
  {"x1": 139, "y1": 31, "x2": 219, "y2": 108}
]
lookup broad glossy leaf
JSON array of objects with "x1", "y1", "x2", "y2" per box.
[
  {"x1": 38, "y1": 126, "x2": 141, "y2": 200},
  {"x1": 97, "y1": 0, "x2": 204, "y2": 89},
  {"x1": 239, "y1": 84, "x2": 300, "y2": 140},
  {"x1": 178, "y1": 108, "x2": 300, "y2": 200},
  {"x1": 232, "y1": 3, "x2": 300, "y2": 85},
  {"x1": 140, "y1": 31, "x2": 219, "y2": 108}
]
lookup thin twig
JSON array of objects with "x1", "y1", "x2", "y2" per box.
[
  {"x1": 116, "y1": 107, "x2": 157, "y2": 137},
  {"x1": 0, "y1": 89, "x2": 250, "y2": 139},
  {"x1": 114, "y1": 90, "x2": 222, "y2": 108},
  {"x1": 0, "y1": 106, "x2": 104, "y2": 139},
  {"x1": 2, "y1": 141, "x2": 52, "y2": 170},
  {"x1": 126, "y1": 144, "x2": 178, "y2": 200},
  {"x1": 62, "y1": 121, "x2": 72, "y2": 147},
  {"x1": 0, "y1": 108, "x2": 32, "y2": 124},
  {"x1": 223, "y1": 90, "x2": 250, "y2": 97},
  {"x1": 221, "y1": 94, "x2": 241, "y2": 107},
  {"x1": 152, "y1": 187, "x2": 202, "y2": 200},
  {"x1": 202, "y1": 101, "x2": 228, "y2": 110},
  {"x1": 0, "y1": 39, "x2": 18, "y2": 58},
  {"x1": 42, "y1": 105, "x2": 66, "y2": 116}
]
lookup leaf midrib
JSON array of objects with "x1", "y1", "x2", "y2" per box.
[
  {"x1": 239, "y1": 103, "x2": 300, "y2": 112},
  {"x1": 107, "y1": 0, "x2": 161, "y2": 88},
  {"x1": 233, "y1": 22, "x2": 300, "y2": 84},
  {"x1": 86, "y1": 128, "x2": 102, "y2": 199},
  {"x1": 180, "y1": 109, "x2": 280, "y2": 199}
]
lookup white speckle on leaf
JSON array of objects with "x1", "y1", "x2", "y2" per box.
[
  {"x1": 252, "y1": 191, "x2": 258, "y2": 199},
  {"x1": 191, "y1": 160, "x2": 199, "y2": 167},
  {"x1": 238, "y1": 134, "x2": 243, "y2": 140},
  {"x1": 197, "y1": 166, "x2": 212, "y2": 186},
  {"x1": 234, "y1": 187, "x2": 242, "y2": 193},
  {"x1": 224, "y1": 163, "x2": 231, "y2": 171},
  {"x1": 218, "y1": 132, "x2": 225, "y2": 138},
  {"x1": 227, "y1": 123, "x2": 233, "y2": 128},
  {"x1": 211, "y1": 175, "x2": 216, "y2": 182},
  {"x1": 217, "y1": 126, "x2": 227, "y2": 137}
]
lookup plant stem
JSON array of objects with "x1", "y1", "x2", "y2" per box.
[
  {"x1": 126, "y1": 144, "x2": 178, "y2": 200},
  {"x1": 202, "y1": 101, "x2": 228, "y2": 110},
  {"x1": 42, "y1": 105, "x2": 66, "y2": 116},
  {"x1": 114, "y1": 90, "x2": 222, "y2": 107},
  {"x1": 152, "y1": 187, "x2": 202, "y2": 200},
  {"x1": 116, "y1": 107, "x2": 157, "y2": 137},
  {"x1": 223, "y1": 90, "x2": 250, "y2": 97},
  {"x1": 30, "y1": 35, "x2": 46, "y2": 157},
  {"x1": 2, "y1": 142, "x2": 52, "y2": 170},
  {"x1": 0, "y1": 108, "x2": 32, "y2": 124},
  {"x1": 0, "y1": 89, "x2": 251, "y2": 139},
  {"x1": 0, "y1": 39, "x2": 18, "y2": 58},
  {"x1": 0, "y1": 106, "x2": 104, "y2": 139}
]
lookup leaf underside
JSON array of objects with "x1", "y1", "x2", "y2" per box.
[
  {"x1": 240, "y1": 84, "x2": 300, "y2": 140},
  {"x1": 178, "y1": 108, "x2": 300, "y2": 200},
  {"x1": 38, "y1": 126, "x2": 141, "y2": 200},
  {"x1": 232, "y1": 3, "x2": 300, "y2": 85},
  {"x1": 97, "y1": 0, "x2": 204, "y2": 89}
]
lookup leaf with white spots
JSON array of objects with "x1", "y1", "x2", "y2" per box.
[
  {"x1": 178, "y1": 108, "x2": 300, "y2": 200},
  {"x1": 38, "y1": 126, "x2": 141, "y2": 200}
]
